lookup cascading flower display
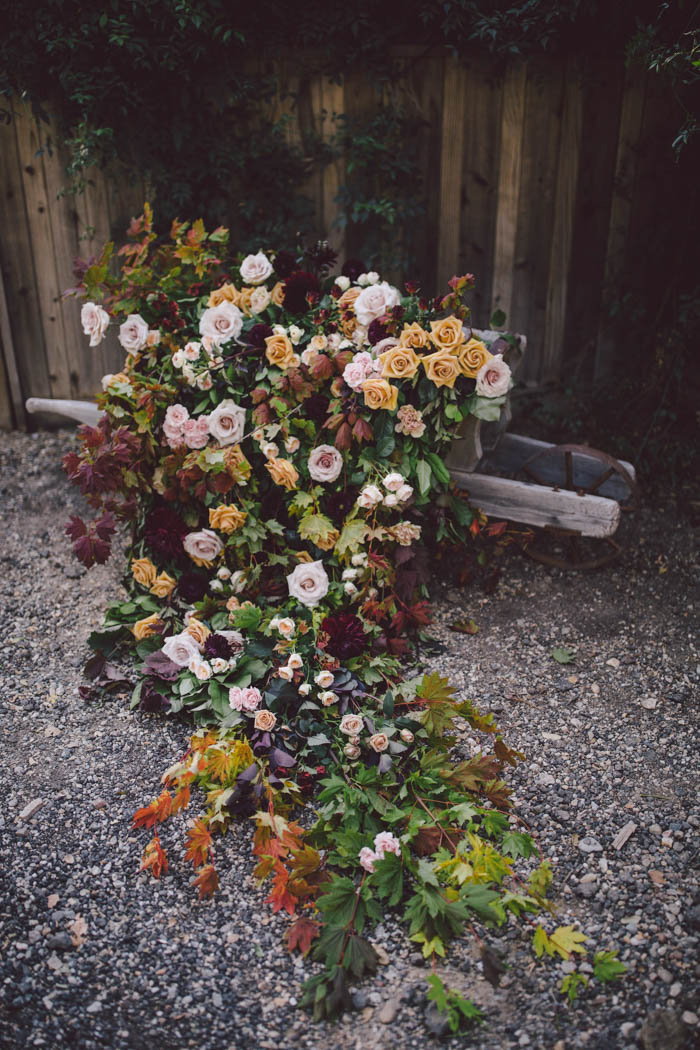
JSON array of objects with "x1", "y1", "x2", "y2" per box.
[{"x1": 61, "y1": 207, "x2": 582, "y2": 1027}]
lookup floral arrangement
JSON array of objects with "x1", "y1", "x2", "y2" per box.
[{"x1": 65, "y1": 207, "x2": 623, "y2": 1026}]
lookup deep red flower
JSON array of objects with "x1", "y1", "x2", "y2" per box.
[
  {"x1": 321, "y1": 613, "x2": 366, "y2": 660},
  {"x1": 283, "y1": 270, "x2": 320, "y2": 314}
]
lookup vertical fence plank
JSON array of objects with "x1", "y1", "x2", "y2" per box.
[
  {"x1": 0, "y1": 106, "x2": 52, "y2": 406},
  {"x1": 542, "y1": 61, "x2": 583, "y2": 381},
  {"x1": 510, "y1": 60, "x2": 564, "y2": 379},
  {"x1": 491, "y1": 64, "x2": 526, "y2": 328},
  {"x1": 436, "y1": 58, "x2": 467, "y2": 290},
  {"x1": 460, "y1": 55, "x2": 503, "y2": 325},
  {"x1": 595, "y1": 64, "x2": 647, "y2": 378},
  {"x1": 14, "y1": 106, "x2": 76, "y2": 398},
  {"x1": 0, "y1": 264, "x2": 24, "y2": 427}
]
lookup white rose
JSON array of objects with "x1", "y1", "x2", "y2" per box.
[
  {"x1": 342, "y1": 568, "x2": 358, "y2": 581},
  {"x1": 208, "y1": 398, "x2": 246, "y2": 447},
  {"x1": 211, "y1": 658, "x2": 229, "y2": 674},
  {"x1": 196, "y1": 371, "x2": 212, "y2": 390},
  {"x1": 190, "y1": 659, "x2": 212, "y2": 682},
  {"x1": 171, "y1": 350, "x2": 185, "y2": 368},
  {"x1": 287, "y1": 653, "x2": 303, "y2": 670},
  {"x1": 352, "y1": 326, "x2": 368, "y2": 347},
  {"x1": 308, "y1": 444, "x2": 344, "y2": 483},
  {"x1": 354, "y1": 282, "x2": 401, "y2": 327},
  {"x1": 344, "y1": 581, "x2": 358, "y2": 596},
  {"x1": 397, "y1": 484, "x2": 414, "y2": 502},
  {"x1": 229, "y1": 570, "x2": 246, "y2": 594},
  {"x1": 475, "y1": 354, "x2": 512, "y2": 398},
  {"x1": 383, "y1": 472, "x2": 405, "y2": 492},
  {"x1": 261, "y1": 441, "x2": 279, "y2": 460},
  {"x1": 357, "y1": 484, "x2": 383, "y2": 509},
  {"x1": 277, "y1": 617, "x2": 295, "y2": 637},
  {"x1": 334, "y1": 275, "x2": 350, "y2": 291},
  {"x1": 217, "y1": 567, "x2": 231, "y2": 580},
  {"x1": 383, "y1": 493, "x2": 399, "y2": 508},
  {"x1": 287, "y1": 560, "x2": 329, "y2": 608},
  {"x1": 351, "y1": 552, "x2": 367, "y2": 567},
  {"x1": 357, "y1": 273, "x2": 370, "y2": 287},
  {"x1": 199, "y1": 302, "x2": 243, "y2": 345},
  {"x1": 400, "y1": 729, "x2": 414, "y2": 743},
  {"x1": 182, "y1": 364, "x2": 197, "y2": 385},
  {"x1": 309, "y1": 334, "x2": 327, "y2": 352},
  {"x1": 320, "y1": 691, "x2": 338, "y2": 706},
  {"x1": 101, "y1": 374, "x2": 114, "y2": 391},
  {"x1": 344, "y1": 743, "x2": 361, "y2": 760},
  {"x1": 81, "y1": 302, "x2": 109, "y2": 347},
  {"x1": 298, "y1": 683, "x2": 312, "y2": 697},
  {"x1": 210, "y1": 580, "x2": 224, "y2": 592},
  {"x1": 369, "y1": 732, "x2": 389, "y2": 753},
  {"x1": 272, "y1": 325, "x2": 287, "y2": 336},
  {"x1": 118, "y1": 313, "x2": 149, "y2": 354},
  {"x1": 278, "y1": 665, "x2": 294, "y2": 681},
  {"x1": 365, "y1": 271, "x2": 380, "y2": 285},
  {"x1": 184, "y1": 341, "x2": 201, "y2": 361},
  {"x1": 288, "y1": 324, "x2": 303, "y2": 345},
  {"x1": 327, "y1": 333, "x2": 342, "y2": 350},
  {"x1": 314, "y1": 670, "x2": 335, "y2": 688},
  {"x1": 301, "y1": 346, "x2": 318, "y2": 366},
  {"x1": 284, "y1": 436, "x2": 300, "y2": 454},
  {"x1": 183, "y1": 529, "x2": 224, "y2": 565},
  {"x1": 240, "y1": 251, "x2": 273, "y2": 285},
  {"x1": 162, "y1": 631, "x2": 202, "y2": 666},
  {"x1": 250, "y1": 286, "x2": 271, "y2": 314},
  {"x1": 339, "y1": 714, "x2": 364, "y2": 736}
]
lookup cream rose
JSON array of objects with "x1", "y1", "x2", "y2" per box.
[
  {"x1": 240, "y1": 252, "x2": 273, "y2": 285},
  {"x1": 354, "y1": 282, "x2": 401, "y2": 327},
  {"x1": 250, "y1": 286, "x2": 271, "y2": 314},
  {"x1": 475, "y1": 354, "x2": 512, "y2": 397},
  {"x1": 162, "y1": 631, "x2": 202, "y2": 666},
  {"x1": 344, "y1": 743, "x2": 361, "y2": 760},
  {"x1": 118, "y1": 313, "x2": 149, "y2": 354},
  {"x1": 254, "y1": 709, "x2": 277, "y2": 731},
  {"x1": 357, "y1": 484, "x2": 383, "y2": 509},
  {"x1": 287, "y1": 560, "x2": 329, "y2": 608},
  {"x1": 315, "y1": 670, "x2": 335, "y2": 688},
  {"x1": 339, "y1": 713, "x2": 364, "y2": 736},
  {"x1": 81, "y1": 302, "x2": 109, "y2": 347},
  {"x1": 308, "y1": 444, "x2": 344, "y2": 483},
  {"x1": 199, "y1": 302, "x2": 243, "y2": 345},
  {"x1": 369, "y1": 732, "x2": 389, "y2": 752},
  {"x1": 208, "y1": 399, "x2": 246, "y2": 447},
  {"x1": 183, "y1": 529, "x2": 224, "y2": 566}
]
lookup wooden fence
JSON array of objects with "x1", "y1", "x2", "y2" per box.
[{"x1": 0, "y1": 53, "x2": 689, "y2": 429}]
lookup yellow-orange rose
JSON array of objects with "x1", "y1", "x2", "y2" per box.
[
  {"x1": 338, "y1": 287, "x2": 361, "y2": 337},
  {"x1": 224, "y1": 445, "x2": 252, "y2": 484},
  {"x1": 131, "y1": 557, "x2": 157, "y2": 588},
  {"x1": 208, "y1": 283, "x2": 240, "y2": 308},
  {"x1": 266, "y1": 458, "x2": 299, "y2": 490},
  {"x1": 186, "y1": 618, "x2": 211, "y2": 647},
  {"x1": 132, "y1": 613, "x2": 162, "y2": 640},
  {"x1": 378, "y1": 344, "x2": 420, "y2": 380},
  {"x1": 422, "y1": 349, "x2": 461, "y2": 389},
  {"x1": 428, "y1": 315, "x2": 465, "y2": 353},
  {"x1": 338, "y1": 286, "x2": 361, "y2": 311},
  {"x1": 270, "y1": 281, "x2": 285, "y2": 307},
  {"x1": 316, "y1": 529, "x2": 340, "y2": 551},
  {"x1": 398, "y1": 322, "x2": 430, "y2": 350},
  {"x1": 362, "y1": 376, "x2": 399, "y2": 411},
  {"x1": 150, "y1": 572, "x2": 176, "y2": 598},
  {"x1": 265, "y1": 334, "x2": 296, "y2": 370},
  {"x1": 238, "y1": 287, "x2": 254, "y2": 316},
  {"x1": 209, "y1": 504, "x2": 247, "y2": 533},
  {"x1": 457, "y1": 338, "x2": 493, "y2": 378}
]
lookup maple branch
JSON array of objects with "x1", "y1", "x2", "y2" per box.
[{"x1": 412, "y1": 791, "x2": 459, "y2": 854}]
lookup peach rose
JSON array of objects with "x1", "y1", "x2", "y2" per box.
[
  {"x1": 208, "y1": 283, "x2": 241, "y2": 308},
  {"x1": 254, "y1": 709, "x2": 277, "y2": 732},
  {"x1": 131, "y1": 557, "x2": 157, "y2": 588},
  {"x1": 398, "y1": 322, "x2": 430, "y2": 350},
  {"x1": 265, "y1": 458, "x2": 299, "y2": 490},
  {"x1": 428, "y1": 315, "x2": 466, "y2": 353},
  {"x1": 457, "y1": 338, "x2": 492, "y2": 379},
  {"x1": 378, "y1": 344, "x2": 420, "y2": 380},
  {"x1": 270, "y1": 281, "x2": 285, "y2": 306},
  {"x1": 132, "y1": 613, "x2": 162, "y2": 640},
  {"x1": 150, "y1": 572, "x2": 177, "y2": 598},
  {"x1": 265, "y1": 333, "x2": 296, "y2": 370},
  {"x1": 422, "y1": 349, "x2": 461, "y2": 389},
  {"x1": 238, "y1": 287, "x2": 254, "y2": 316},
  {"x1": 224, "y1": 444, "x2": 251, "y2": 483},
  {"x1": 361, "y1": 376, "x2": 399, "y2": 411},
  {"x1": 186, "y1": 618, "x2": 211, "y2": 647},
  {"x1": 209, "y1": 504, "x2": 247, "y2": 533},
  {"x1": 339, "y1": 714, "x2": 364, "y2": 736},
  {"x1": 395, "y1": 404, "x2": 426, "y2": 438}
]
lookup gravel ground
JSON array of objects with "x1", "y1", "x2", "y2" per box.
[{"x1": 0, "y1": 429, "x2": 698, "y2": 1050}]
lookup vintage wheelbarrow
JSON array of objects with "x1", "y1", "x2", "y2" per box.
[{"x1": 25, "y1": 330, "x2": 637, "y2": 570}]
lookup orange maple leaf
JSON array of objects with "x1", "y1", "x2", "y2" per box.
[
  {"x1": 191, "y1": 864, "x2": 219, "y2": 899},
  {"x1": 265, "y1": 861, "x2": 297, "y2": 915},
  {"x1": 171, "y1": 784, "x2": 191, "y2": 814},
  {"x1": 207, "y1": 748, "x2": 235, "y2": 783},
  {"x1": 140, "y1": 836, "x2": 168, "y2": 878},
  {"x1": 133, "y1": 791, "x2": 172, "y2": 829},
  {"x1": 285, "y1": 917, "x2": 320, "y2": 956},
  {"x1": 184, "y1": 819, "x2": 213, "y2": 868}
]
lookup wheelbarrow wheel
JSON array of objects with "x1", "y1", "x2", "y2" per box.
[{"x1": 515, "y1": 444, "x2": 639, "y2": 570}]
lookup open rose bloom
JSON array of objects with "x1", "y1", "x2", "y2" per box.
[{"x1": 67, "y1": 210, "x2": 527, "y2": 981}]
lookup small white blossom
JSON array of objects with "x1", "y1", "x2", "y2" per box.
[
  {"x1": 287, "y1": 653, "x2": 303, "y2": 670},
  {"x1": 288, "y1": 324, "x2": 303, "y2": 345},
  {"x1": 314, "y1": 670, "x2": 335, "y2": 688},
  {"x1": 298, "y1": 683, "x2": 312, "y2": 697},
  {"x1": 342, "y1": 568, "x2": 359, "y2": 581},
  {"x1": 344, "y1": 581, "x2": 358, "y2": 596},
  {"x1": 365, "y1": 271, "x2": 380, "y2": 285},
  {"x1": 217, "y1": 567, "x2": 231, "y2": 580},
  {"x1": 334, "y1": 275, "x2": 351, "y2": 291}
]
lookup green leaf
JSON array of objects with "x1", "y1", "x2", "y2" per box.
[
  {"x1": 552, "y1": 647, "x2": 576, "y2": 664},
  {"x1": 342, "y1": 934, "x2": 378, "y2": 978},
  {"x1": 298, "y1": 513, "x2": 337, "y2": 548},
  {"x1": 533, "y1": 925, "x2": 551, "y2": 958},
  {"x1": 549, "y1": 925, "x2": 588, "y2": 960},
  {"x1": 335, "y1": 518, "x2": 369, "y2": 557},
  {"x1": 561, "y1": 972, "x2": 588, "y2": 1005},
  {"x1": 461, "y1": 884, "x2": 502, "y2": 923},
  {"x1": 416, "y1": 458, "x2": 432, "y2": 495},
  {"x1": 316, "y1": 876, "x2": 360, "y2": 927},
  {"x1": 490, "y1": 308, "x2": 506, "y2": 327},
  {"x1": 501, "y1": 830, "x2": 537, "y2": 860},
  {"x1": 424, "y1": 451, "x2": 451, "y2": 485},
  {"x1": 470, "y1": 395, "x2": 506, "y2": 422},
  {"x1": 593, "y1": 950, "x2": 627, "y2": 982},
  {"x1": 307, "y1": 733, "x2": 331, "y2": 748}
]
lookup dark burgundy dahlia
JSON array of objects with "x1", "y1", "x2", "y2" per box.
[
  {"x1": 143, "y1": 502, "x2": 188, "y2": 562},
  {"x1": 271, "y1": 250, "x2": 298, "y2": 279},
  {"x1": 247, "y1": 323, "x2": 273, "y2": 349},
  {"x1": 342, "y1": 258, "x2": 366, "y2": 282},
  {"x1": 177, "y1": 571, "x2": 209, "y2": 603},
  {"x1": 283, "y1": 270, "x2": 321, "y2": 315},
  {"x1": 204, "y1": 633, "x2": 236, "y2": 660},
  {"x1": 322, "y1": 613, "x2": 366, "y2": 660}
]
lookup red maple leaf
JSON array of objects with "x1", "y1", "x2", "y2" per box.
[
  {"x1": 285, "y1": 917, "x2": 320, "y2": 956},
  {"x1": 133, "y1": 791, "x2": 172, "y2": 829},
  {"x1": 140, "y1": 835, "x2": 168, "y2": 878},
  {"x1": 191, "y1": 864, "x2": 219, "y2": 900},
  {"x1": 184, "y1": 819, "x2": 213, "y2": 868}
]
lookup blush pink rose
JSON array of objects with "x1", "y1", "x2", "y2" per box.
[
  {"x1": 183, "y1": 415, "x2": 210, "y2": 449},
  {"x1": 354, "y1": 282, "x2": 401, "y2": 327},
  {"x1": 118, "y1": 313, "x2": 149, "y2": 354},
  {"x1": 475, "y1": 354, "x2": 512, "y2": 398},
  {"x1": 80, "y1": 302, "x2": 110, "y2": 347},
  {"x1": 199, "y1": 302, "x2": 243, "y2": 345},
  {"x1": 229, "y1": 686, "x2": 262, "y2": 712},
  {"x1": 308, "y1": 444, "x2": 344, "y2": 483}
]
